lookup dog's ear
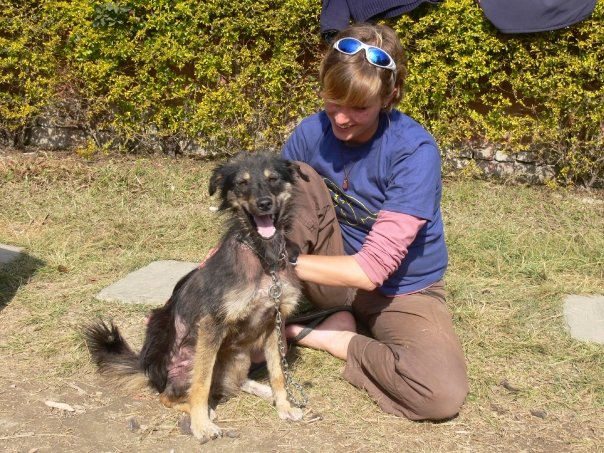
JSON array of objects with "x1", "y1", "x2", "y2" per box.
[
  {"x1": 288, "y1": 161, "x2": 310, "y2": 182},
  {"x1": 284, "y1": 238, "x2": 301, "y2": 264}
]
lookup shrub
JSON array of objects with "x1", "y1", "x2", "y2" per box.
[
  {"x1": 54, "y1": 0, "x2": 322, "y2": 154},
  {"x1": 394, "y1": 0, "x2": 603, "y2": 187},
  {"x1": 0, "y1": 1, "x2": 60, "y2": 145},
  {"x1": 0, "y1": 0, "x2": 602, "y2": 186}
]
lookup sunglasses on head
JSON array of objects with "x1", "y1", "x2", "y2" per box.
[{"x1": 333, "y1": 37, "x2": 397, "y2": 71}]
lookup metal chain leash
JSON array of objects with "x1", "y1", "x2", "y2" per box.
[
  {"x1": 238, "y1": 235, "x2": 307, "y2": 407},
  {"x1": 269, "y1": 271, "x2": 308, "y2": 408}
]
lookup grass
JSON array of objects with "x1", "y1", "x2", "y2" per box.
[
  {"x1": 443, "y1": 179, "x2": 604, "y2": 413},
  {"x1": 0, "y1": 151, "x2": 603, "y2": 452}
]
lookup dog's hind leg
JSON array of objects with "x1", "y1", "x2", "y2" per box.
[
  {"x1": 241, "y1": 379, "x2": 273, "y2": 401},
  {"x1": 188, "y1": 317, "x2": 225, "y2": 441},
  {"x1": 263, "y1": 327, "x2": 304, "y2": 422}
]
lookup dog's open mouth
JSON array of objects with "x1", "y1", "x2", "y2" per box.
[{"x1": 253, "y1": 214, "x2": 276, "y2": 239}]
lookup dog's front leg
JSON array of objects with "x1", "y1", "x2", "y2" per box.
[
  {"x1": 264, "y1": 327, "x2": 304, "y2": 421},
  {"x1": 189, "y1": 317, "x2": 224, "y2": 441}
]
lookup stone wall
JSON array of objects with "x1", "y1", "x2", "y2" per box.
[
  {"x1": 26, "y1": 125, "x2": 88, "y2": 151},
  {"x1": 20, "y1": 124, "x2": 556, "y2": 184},
  {"x1": 444, "y1": 145, "x2": 556, "y2": 185}
]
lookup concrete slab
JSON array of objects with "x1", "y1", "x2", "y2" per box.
[
  {"x1": 0, "y1": 243, "x2": 24, "y2": 265},
  {"x1": 563, "y1": 295, "x2": 604, "y2": 344},
  {"x1": 95, "y1": 260, "x2": 199, "y2": 305}
]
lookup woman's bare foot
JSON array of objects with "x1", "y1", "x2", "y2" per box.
[{"x1": 285, "y1": 311, "x2": 357, "y2": 360}]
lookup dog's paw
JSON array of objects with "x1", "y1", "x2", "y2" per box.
[
  {"x1": 277, "y1": 403, "x2": 304, "y2": 422},
  {"x1": 241, "y1": 379, "x2": 273, "y2": 401},
  {"x1": 190, "y1": 419, "x2": 222, "y2": 442}
]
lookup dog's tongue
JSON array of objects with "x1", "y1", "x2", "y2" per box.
[{"x1": 254, "y1": 215, "x2": 276, "y2": 238}]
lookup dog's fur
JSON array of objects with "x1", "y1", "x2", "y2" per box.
[{"x1": 84, "y1": 152, "x2": 308, "y2": 441}]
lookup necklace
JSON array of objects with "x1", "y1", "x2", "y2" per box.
[
  {"x1": 340, "y1": 113, "x2": 388, "y2": 191},
  {"x1": 342, "y1": 160, "x2": 357, "y2": 191}
]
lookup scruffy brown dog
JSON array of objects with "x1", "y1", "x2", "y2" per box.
[{"x1": 84, "y1": 152, "x2": 307, "y2": 442}]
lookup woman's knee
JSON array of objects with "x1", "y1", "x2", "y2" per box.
[{"x1": 412, "y1": 372, "x2": 469, "y2": 421}]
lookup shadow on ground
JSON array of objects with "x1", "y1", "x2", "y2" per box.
[{"x1": 0, "y1": 252, "x2": 45, "y2": 311}]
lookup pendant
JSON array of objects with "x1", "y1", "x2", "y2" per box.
[{"x1": 342, "y1": 177, "x2": 349, "y2": 191}]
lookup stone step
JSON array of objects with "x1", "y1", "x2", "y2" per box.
[
  {"x1": 95, "y1": 260, "x2": 199, "y2": 305},
  {"x1": 0, "y1": 243, "x2": 24, "y2": 265},
  {"x1": 564, "y1": 295, "x2": 604, "y2": 344}
]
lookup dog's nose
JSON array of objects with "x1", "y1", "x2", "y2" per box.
[{"x1": 256, "y1": 197, "x2": 273, "y2": 212}]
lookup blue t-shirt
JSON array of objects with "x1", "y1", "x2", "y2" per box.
[{"x1": 281, "y1": 110, "x2": 448, "y2": 296}]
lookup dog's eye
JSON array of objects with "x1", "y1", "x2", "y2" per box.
[{"x1": 267, "y1": 175, "x2": 280, "y2": 183}]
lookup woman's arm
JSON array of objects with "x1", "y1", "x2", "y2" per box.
[
  {"x1": 294, "y1": 254, "x2": 377, "y2": 291},
  {"x1": 294, "y1": 211, "x2": 426, "y2": 291}
]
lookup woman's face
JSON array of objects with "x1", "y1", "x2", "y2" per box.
[{"x1": 324, "y1": 98, "x2": 383, "y2": 145}]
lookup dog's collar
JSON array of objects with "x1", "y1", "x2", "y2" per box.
[{"x1": 236, "y1": 235, "x2": 287, "y2": 272}]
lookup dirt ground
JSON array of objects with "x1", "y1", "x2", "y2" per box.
[
  {"x1": 0, "y1": 345, "x2": 601, "y2": 453},
  {"x1": 0, "y1": 333, "x2": 366, "y2": 453},
  {"x1": 0, "y1": 375, "x2": 334, "y2": 453},
  {"x1": 0, "y1": 356, "x2": 420, "y2": 453}
]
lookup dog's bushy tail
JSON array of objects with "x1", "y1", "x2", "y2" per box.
[{"x1": 83, "y1": 321, "x2": 148, "y2": 390}]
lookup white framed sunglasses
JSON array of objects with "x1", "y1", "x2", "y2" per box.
[{"x1": 333, "y1": 37, "x2": 397, "y2": 71}]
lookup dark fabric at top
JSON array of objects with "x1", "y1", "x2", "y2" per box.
[
  {"x1": 320, "y1": 0, "x2": 443, "y2": 33},
  {"x1": 478, "y1": 0, "x2": 597, "y2": 34}
]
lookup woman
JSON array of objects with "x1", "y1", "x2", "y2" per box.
[{"x1": 281, "y1": 23, "x2": 468, "y2": 420}]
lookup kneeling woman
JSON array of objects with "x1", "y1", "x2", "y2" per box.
[{"x1": 282, "y1": 23, "x2": 468, "y2": 421}]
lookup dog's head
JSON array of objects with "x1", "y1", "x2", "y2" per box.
[{"x1": 209, "y1": 152, "x2": 307, "y2": 240}]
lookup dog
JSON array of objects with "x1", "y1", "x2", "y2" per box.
[{"x1": 84, "y1": 152, "x2": 308, "y2": 442}]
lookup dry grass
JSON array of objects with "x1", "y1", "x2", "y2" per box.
[{"x1": 0, "y1": 150, "x2": 602, "y2": 452}]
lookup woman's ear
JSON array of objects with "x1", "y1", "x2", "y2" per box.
[{"x1": 383, "y1": 88, "x2": 399, "y2": 109}]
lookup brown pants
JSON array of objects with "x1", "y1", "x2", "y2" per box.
[{"x1": 289, "y1": 162, "x2": 469, "y2": 420}]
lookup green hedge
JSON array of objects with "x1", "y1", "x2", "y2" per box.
[
  {"x1": 1, "y1": 0, "x2": 602, "y2": 186},
  {"x1": 394, "y1": 1, "x2": 604, "y2": 187}
]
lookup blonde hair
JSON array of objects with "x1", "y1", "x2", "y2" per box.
[{"x1": 319, "y1": 23, "x2": 407, "y2": 110}]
